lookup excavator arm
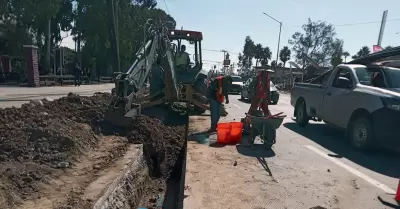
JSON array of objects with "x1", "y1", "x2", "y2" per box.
[{"x1": 106, "y1": 21, "x2": 179, "y2": 127}]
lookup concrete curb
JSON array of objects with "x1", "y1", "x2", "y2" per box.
[{"x1": 92, "y1": 145, "x2": 149, "y2": 209}]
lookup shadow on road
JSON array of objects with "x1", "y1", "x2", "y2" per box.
[
  {"x1": 257, "y1": 157, "x2": 275, "y2": 179},
  {"x1": 283, "y1": 122, "x2": 400, "y2": 178},
  {"x1": 237, "y1": 98, "x2": 277, "y2": 105},
  {"x1": 236, "y1": 144, "x2": 276, "y2": 158},
  {"x1": 377, "y1": 195, "x2": 400, "y2": 209}
]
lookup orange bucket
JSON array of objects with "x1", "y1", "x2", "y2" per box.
[
  {"x1": 217, "y1": 122, "x2": 231, "y2": 144},
  {"x1": 217, "y1": 123, "x2": 231, "y2": 130},
  {"x1": 229, "y1": 122, "x2": 243, "y2": 144}
]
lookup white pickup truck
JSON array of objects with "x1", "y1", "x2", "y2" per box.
[{"x1": 290, "y1": 62, "x2": 400, "y2": 151}]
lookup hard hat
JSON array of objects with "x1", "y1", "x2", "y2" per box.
[{"x1": 254, "y1": 67, "x2": 274, "y2": 73}]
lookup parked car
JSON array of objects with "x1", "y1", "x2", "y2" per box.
[
  {"x1": 240, "y1": 77, "x2": 280, "y2": 104},
  {"x1": 290, "y1": 63, "x2": 400, "y2": 151},
  {"x1": 229, "y1": 75, "x2": 244, "y2": 94}
]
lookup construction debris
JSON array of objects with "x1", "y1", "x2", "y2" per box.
[{"x1": 0, "y1": 92, "x2": 186, "y2": 209}]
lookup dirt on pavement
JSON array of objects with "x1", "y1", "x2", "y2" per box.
[{"x1": 0, "y1": 92, "x2": 186, "y2": 209}]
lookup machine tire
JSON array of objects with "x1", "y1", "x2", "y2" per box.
[
  {"x1": 348, "y1": 116, "x2": 375, "y2": 150},
  {"x1": 240, "y1": 92, "x2": 244, "y2": 100},
  {"x1": 295, "y1": 101, "x2": 309, "y2": 127}
]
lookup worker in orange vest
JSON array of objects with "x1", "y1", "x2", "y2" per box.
[
  {"x1": 247, "y1": 68, "x2": 274, "y2": 116},
  {"x1": 207, "y1": 75, "x2": 233, "y2": 132}
]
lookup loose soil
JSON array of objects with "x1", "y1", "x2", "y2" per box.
[{"x1": 0, "y1": 92, "x2": 186, "y2": 209}]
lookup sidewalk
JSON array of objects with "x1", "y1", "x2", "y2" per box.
[
  {"x1": 0, "y1": 84, "x2": 114, "y2": 108},
  {"x1": 0, "y1": 83, "x2": 114, "y2": 98}
]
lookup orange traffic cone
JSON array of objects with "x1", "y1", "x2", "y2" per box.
[{"x1": 395, "y1": 180, "x2": 400, "y2": 202}]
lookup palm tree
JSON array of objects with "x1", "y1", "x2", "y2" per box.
[
  {"x1": 254, "y1": 44, "x2": 263, "y2": 66},
  {"x1": 343, "y1": 51, "x2": 350, "y2": 62}
]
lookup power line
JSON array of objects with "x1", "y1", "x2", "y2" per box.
[
  {"x1": 283, "y1": 17, "x2": 400, "y2": 28},
  {"x1": 186, "y1": 46, "x2": 240, "y2": 55},
  {"x1": 162, "y1": 0, "x2": 170, "y2": 14}
]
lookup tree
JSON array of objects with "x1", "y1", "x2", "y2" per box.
[
  {"x1": 241, "y1": 36, "x2": 255, "y2": 70},
  {"x1": 352, "y1": 46, "x2": 370, "y2": 59},
  {"x1": 385, "y1": 46, "x2": 393, "y2": 50},
  {"x1": 254, "y1": 43, "x2": 263, "y2": 67},
  {"x1": 237, "y1": 52, "x2": 243, "y2": 69},
  {"x1": 343, "y1": 51, "x2": 350, "y2": 62},
  {"x1": 74, "y1": 0, "x2": 175, "y2": 76},
  {"x1": 330, "y1": 39, "x2": 344, "y2": 67},
  {"x1": 288, "y1": 18, "x2": 341, "y2": 68},
  {"x1": 0, "y1": 0, "x2": 174, "y2": 77},
  {"x1": 271, "y1": 60, "x2": 277, "y2": 68},
  {"x1": 260, "y1": 46, "x2": 271, "y2": 67},
  {"x1": 279, "y1": 46, "x2": 291, "y2": 67}
]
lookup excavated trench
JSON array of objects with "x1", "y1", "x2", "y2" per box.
[{"x1": 0, "y1": 93, "x2": 188, "y2": 209}]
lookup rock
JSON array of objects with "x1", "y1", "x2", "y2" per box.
[
  {"x1": 55, "y1": 162, "x2": 70, "y2": 168},
  {"x1": 29, "y1": 99, "x2": 44, "y2": 106},
  {"x1": 40, "y1": 112, "x2": 49, "y2": 116},
  {"x1": 67, "y1": 92, "x2": 78, "y2": 97},
  {"x1": 233, "y1": 160, "x2": 237, "y2": 166},
  {"x1": 42, "y1": 97, "x2": 54, "y2": 102}
]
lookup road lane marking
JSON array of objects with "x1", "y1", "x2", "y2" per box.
[
  {"x1": 233, "y1": 104, "x2": 242, "y2": 109},
  {"x1": 305, "y1": 145, "x2": 396, "y2": 194}
]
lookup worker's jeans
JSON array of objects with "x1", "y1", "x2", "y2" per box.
[{"x1": 209, "y1": 98, "x2": 221, "y2": 130}]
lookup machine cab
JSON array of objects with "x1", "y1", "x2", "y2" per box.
[{"x1": 168, "y1": 30, "x2": 203, "y2": 84}]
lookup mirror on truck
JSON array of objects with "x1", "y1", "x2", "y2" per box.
[{"x1": 335, "y1": 77, "x2": 353, "y2": 89}]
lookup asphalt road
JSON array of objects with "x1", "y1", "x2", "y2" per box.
[
  {"x1": 1, "y1": 85, "x2": 399, "y2": 208},
  {"x1": 229, "y1": 93, "x2": 399, "y2": 208}
]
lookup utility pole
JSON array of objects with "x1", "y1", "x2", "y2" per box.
[
  {"x1": 277, "y1": 22, "x2": 282, "y2": 65},
  {"x1": 111, "y1": 0, "x2": 120, "y2": 73},
  {"x1": 262, "y1": 12, "x2": 282, "y2": 66}
]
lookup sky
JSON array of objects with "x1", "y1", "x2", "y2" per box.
[{"x1": 61, "y1": 0, "x2": 400, "y2": 71}]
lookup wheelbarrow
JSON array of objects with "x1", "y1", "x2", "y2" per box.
[{"x1": 241, "y1": 111, "x2": 286, "y2": 149}]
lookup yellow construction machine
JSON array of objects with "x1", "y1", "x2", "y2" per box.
[{"x1": 105, "y1": 20, "x2": 227, "y2": 127}]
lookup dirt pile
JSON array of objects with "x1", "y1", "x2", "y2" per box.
[
  {"x1": 0, "y1": 92, "x2": 186, "y2": 209},
  {"x1": 0, "y1": 93, "x2": 111, "y2": 206}
]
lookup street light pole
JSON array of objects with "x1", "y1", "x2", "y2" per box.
[
  {"x1": 262, "y1": 12, "x2": 282, "y2": 66},
  {"x1": 221, "y1": 49, "x2": 227, "y2": 73}
]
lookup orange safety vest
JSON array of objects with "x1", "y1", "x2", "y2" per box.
[
  {"x1": 255, "y1": 72, "x2": 270, "y2": 100},
  {"x1": 216, "y1": 76, "x2": 224, "y2": 103}
]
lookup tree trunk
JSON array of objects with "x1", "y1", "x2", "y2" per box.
[{"x1": 45, "y1": 18, "x2": 51, "y2": 75}]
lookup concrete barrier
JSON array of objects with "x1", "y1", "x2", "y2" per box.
[{"x1": 92, "y1": 145, "x2": 149, "y2": 209}]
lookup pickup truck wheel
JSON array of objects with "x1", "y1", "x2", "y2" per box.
[
  {"x1": 349, "y1": 117, "x2": 375, "y2": 150},
  {"x1": 295, "y1": 101, "x2": 309, "y2": 127}
]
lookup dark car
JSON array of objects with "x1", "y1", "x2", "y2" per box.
[
  {"x1": 229, "y1": 75, "x2": 244, "y2": 94},
  {"x1": 240, "y1": 77, "x2": 280, "y2": 104}
]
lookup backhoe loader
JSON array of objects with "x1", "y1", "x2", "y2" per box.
[{"x1": 105, "y1": 19, "x2": 227, "y2": 127}]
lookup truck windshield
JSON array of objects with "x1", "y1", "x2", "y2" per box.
[{"x1": 355, "y1": 67, "x2": 400, "y2": 88}]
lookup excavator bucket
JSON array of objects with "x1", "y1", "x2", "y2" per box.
[{"x1": 104, "y1": 95, "x2": 141, "y2": 128}]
